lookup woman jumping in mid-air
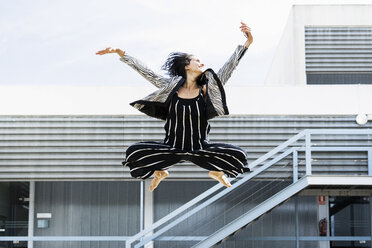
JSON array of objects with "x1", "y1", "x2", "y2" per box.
[{"x1": 96, "y1": 21, "x2": 253, "y2": 192}]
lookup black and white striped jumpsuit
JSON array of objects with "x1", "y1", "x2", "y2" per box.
[{"x1": 122, "y1": 87, "x2": 250, "y2": 179}]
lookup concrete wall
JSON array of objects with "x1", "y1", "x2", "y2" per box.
[{"x1": 1, "y1": 84, "x2": 372, "y2": 115}]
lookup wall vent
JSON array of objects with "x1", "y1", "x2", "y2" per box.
[{"x1": 305, "y1": 26, "x2": 372, "y2": 84}]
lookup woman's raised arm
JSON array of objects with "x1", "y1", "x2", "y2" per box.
[
  {"x1": 216, "y1": 22, "x2": 253, "y2": 85},
  {"x1": 96, "y1": 47, "x2": 169, "y2": 89}
]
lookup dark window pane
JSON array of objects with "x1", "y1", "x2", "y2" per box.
[
  {"x1": 0, "y1": 182, "x2": 29, "y2": 237},
  {"x1": 329, "y1": 196, "x2": 370, "y2": 248},
  {"x1": 0, "y1": 241, "x2": 28, "y2": 248},
  {"x1": 331, "y1": 241, "x2": 370, "y2": 248},
  {"x1": 307, "y1": 73, "x2": 372, "y2": 85}
]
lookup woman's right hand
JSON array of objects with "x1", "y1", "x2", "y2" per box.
[
  {"x1": 96, "y1": 47, "x2": 125, "y2": 57},
  {"x1": 240, "y1": 22, "x2": 253, "y2": 48}
]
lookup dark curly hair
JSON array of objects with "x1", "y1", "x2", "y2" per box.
[
  {"x1": 161, "y1": 52, "x2": 193, "y2": 78},
  {"x1": 161, "y1": 51, "x2": 208, "y2": 86}
]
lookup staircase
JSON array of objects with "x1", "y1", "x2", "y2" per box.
[{"x1": 125, "y1": 129, "x2": 372, "y2": 248}]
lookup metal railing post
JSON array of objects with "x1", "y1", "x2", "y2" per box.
[
  {"x1": 368, "y1": 149, "x2": 372, "y2": 176},
  {"x1": 305, "y1": 131, "x2": 312, "y2": 175},
  {"x1": 293, "y1": 150, "x2": 298, "y2": 183},
  {"x1": 140, "y1": 181, "x2": 144, "y2": 231}
]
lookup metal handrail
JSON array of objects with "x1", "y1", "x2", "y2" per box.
[
  {"x1": 126, "y1": 130, "x2": 307, "y2": 248},
  {"x1": 128, "y1": 129, "x2": 372, "y2": 248}
]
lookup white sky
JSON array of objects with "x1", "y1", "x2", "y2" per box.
[{"x1": 1, "y1": 0, "x2": 372, "y2": 87}]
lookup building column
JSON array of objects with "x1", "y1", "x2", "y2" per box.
[
  {"x1": 143, "y1": 180, "x2": 154, "y2": 248},
  {"x1": 295, "y1": 197, "x2": 299, "y2": 248},
  {"x1": 370, "y1": 195, "x2": 372, "y2": 248},
  {"x1": 318, "y1": 195, "x2": 330, "y2": 248},
  {"x1": 28, "y1": 181, "x2": 35, "y2": 248}
]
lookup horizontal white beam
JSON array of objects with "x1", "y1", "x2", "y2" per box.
[{"x1": 307, "y1": 175, "x2": 372, "y2": 186}]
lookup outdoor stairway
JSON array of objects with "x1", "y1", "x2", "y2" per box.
[
  {"x1": 192, "y1": 175, "x2": 372, "y2": 247},
  {"x1": 126, "y1": 129, "x2": 372, "y2": 248}
]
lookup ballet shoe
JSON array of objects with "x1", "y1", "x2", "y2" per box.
[
  {"x1": 149, "y1": 170, "x2": 169, "y2": 192},
  {"x1": 209, "y1": 171, "x2": 232, "y2": 188}
]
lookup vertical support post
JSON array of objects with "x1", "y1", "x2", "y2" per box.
[
  {"x1": 370, "y1": 195, "x2": 372, "y2": 248},
  {"x1": 305, "y1": 131, "x2": 312, "y2": 175},
  {"x1": 140, "y1": 181, "x2": 144, "y2": 231},
  {"x1": 318, "y1": 196, "x2": 330, "y2": 248},
  {"x1": 293, "y1": 150, "x2": 298, "y2": 183},
  {"x1": 368, "y1": 149, "x2": 372, "y2": 176},
  {"x1": 125, "y1": 180, "x2": 146, "y2": 248},
  {"x1": 295, "y1": 197, "x2": 299, "y2": 248},
  {"x1": 28, "y1": 181, "x2": 35, "y2": 248},
  {"x1": 143, "y1": 180, "x2": 154, "y2": 248}
]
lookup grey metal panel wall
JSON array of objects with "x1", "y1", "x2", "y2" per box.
[
  {"x1": 153, "y1": 181, "x2": 318, "y2": 248},
  {"x1": 34, "y1": 181, "x2": 140, "y2": 248},
  {"x1": 0, "y1": 116, "x2": 126, "y2": 180},
  {"x1": 0, "y1": 115, "x2": 371, "y2": 180},
  {"x1": 305, "y1": 26, "x2": 372, "y2": 73},
  {"x1": 154, "y1": 181, "x2": 215, "y2": 221},
  {"x1": 228, "y1": 196, "x2": 318, "y2": 248},
  {"x1": 305, "y1": 26, "x2": 372, "y2": 84}
]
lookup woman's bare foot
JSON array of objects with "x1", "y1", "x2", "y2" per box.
[
  {"x1": 149, "y1": 170, "x2": 169, "y2": 192},
  {"x1": 209, "y1": 171, "x2": 232, "y2": 188}
]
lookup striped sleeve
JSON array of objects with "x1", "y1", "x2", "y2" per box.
[
  {"x1": 216, "y1": 45, "x2": 248, "y2": 86},
  {"x1": 119, "y1": 53, "x2": 170, "y2": 88}
]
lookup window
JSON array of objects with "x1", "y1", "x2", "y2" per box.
[
  {"x1": 0, "y1": 182, "x2": 29, "y2": 248},
  {"x1": 329, "y1": 196, "x2": 370, "y2": 248}
]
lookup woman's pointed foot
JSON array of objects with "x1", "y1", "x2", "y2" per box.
[
  {"x1": 149, "y1": 170, "x2": 169, "y2": 192},
  {"x1": 209, "y1": 171, "x2": 232, "y2": 188}
]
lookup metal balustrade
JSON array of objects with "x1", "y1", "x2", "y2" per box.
[{"x1": 126, "y1": 129, "x2": 372, "y2": 248}]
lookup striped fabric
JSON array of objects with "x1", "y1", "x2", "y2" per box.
[
  {"x1": 163, "y1": 88, "x2": 208, "y2": 151},
  {"x1": 119, "y1": 45, "x2": 248, "y2": 120},
  {"x1": 122, "y1": 89, "x2": 250, "y2": 179}
]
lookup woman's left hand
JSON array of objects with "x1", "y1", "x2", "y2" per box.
[{"x1": 240, "y1": 21, "x2": 253, "y2": 48}]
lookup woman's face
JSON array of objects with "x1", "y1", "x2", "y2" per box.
[{"x1": 185, "y1": 56, "x2": 204, "y2": 76}]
